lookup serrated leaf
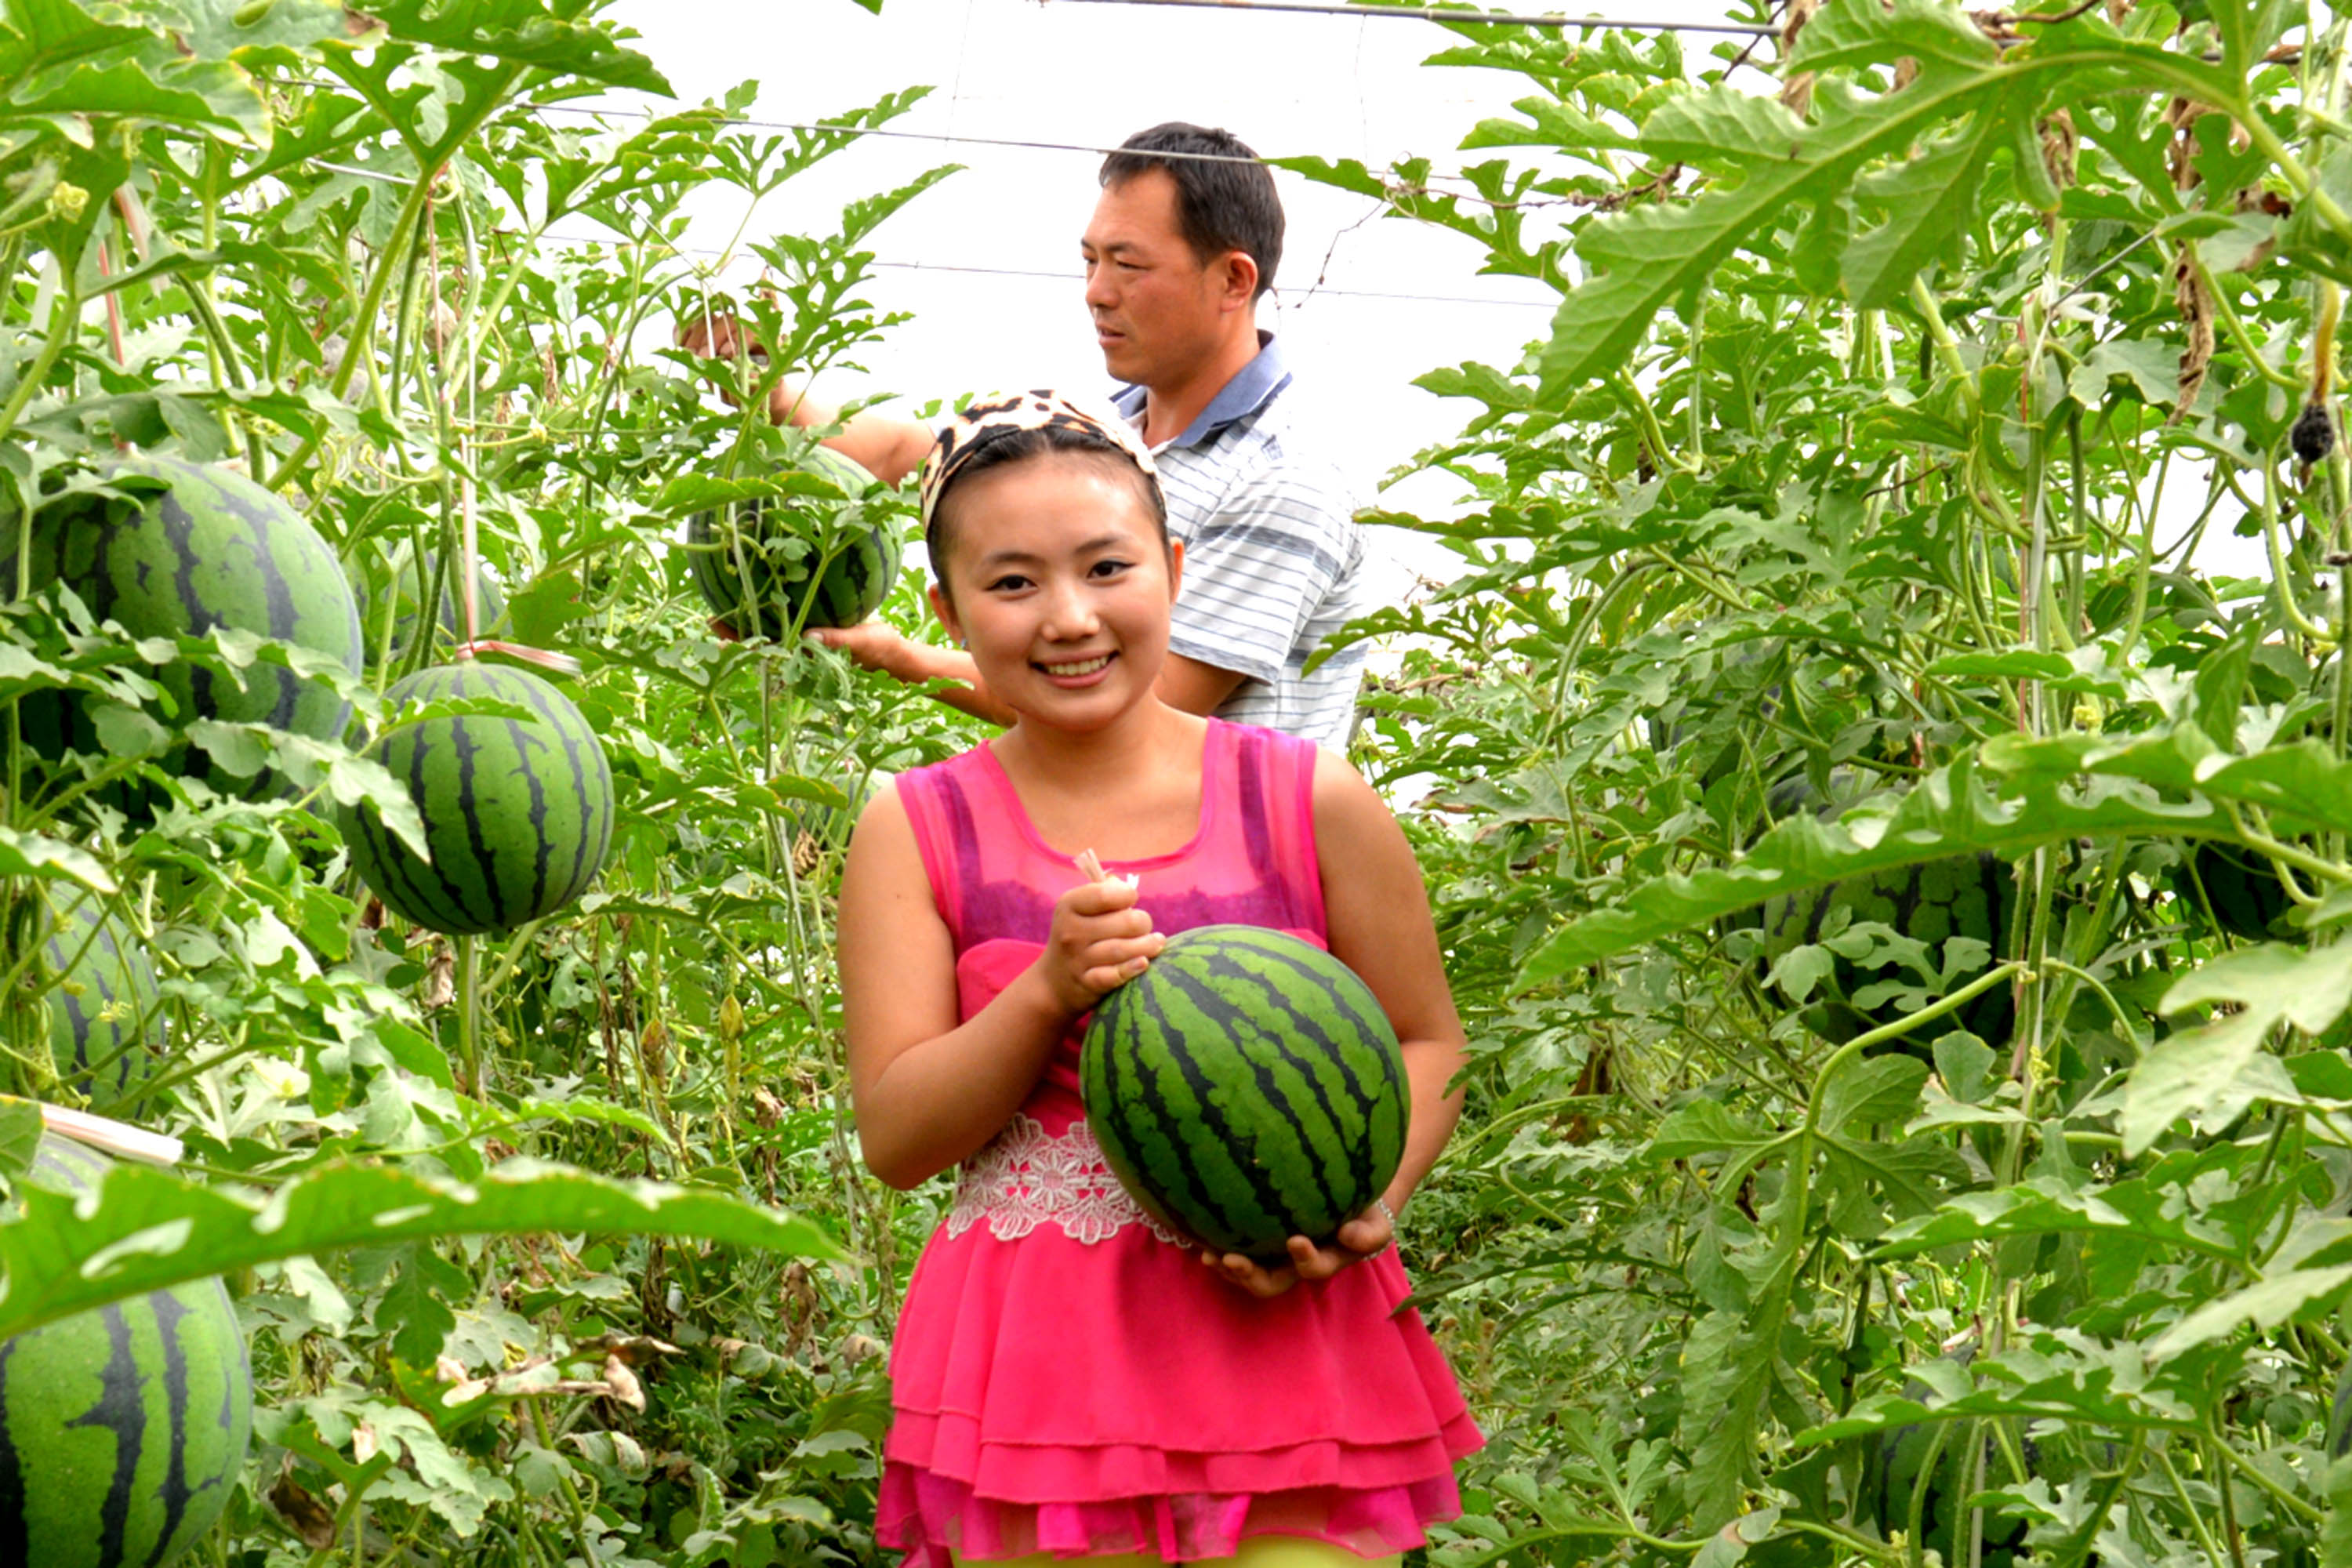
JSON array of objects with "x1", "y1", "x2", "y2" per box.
[
  {"x1": 2150, "y1": 1265, "x2": 2352, "y2": 1359},
  {"x1": 2122, "y1": 943, "x2": 2352, "y2": 1156},
  {"x1": 377, "y1": 1243, "x2": 466, "y2": 1367},
  {"x1": 0, "y1": 1156, "x2": 840, "y2": 1341}
]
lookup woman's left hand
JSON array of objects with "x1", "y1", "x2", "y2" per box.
[{"x1": 1201, "y1": 1202, "x2": 1394, "y2": 1299}]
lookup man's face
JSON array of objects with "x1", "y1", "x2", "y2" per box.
[{"x1": 1081, "y1": 169, "x2": 1230, "y2": 389}]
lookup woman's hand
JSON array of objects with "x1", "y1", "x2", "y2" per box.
[
  {"x1": 1033, "y1": 873, "x2": 1163, "y2": 1016},
  {"x1": 1200, "y1": 1201, "x2": 1395, "y2": 1299}
]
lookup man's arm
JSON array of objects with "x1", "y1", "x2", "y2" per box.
[
  {"x1": 674, "y1": 314, "x2": 933, "y2": 485},
  {"x1": 811, "y1": 626, "x2": 1247, "y2": 725}
]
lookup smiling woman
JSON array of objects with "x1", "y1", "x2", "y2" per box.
[{"x1": 834, "y1": 389, "x2": 1476, "y2": 1568}]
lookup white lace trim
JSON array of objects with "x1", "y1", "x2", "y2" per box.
[{"x1": 946, "y1": 1113, "x2": 1185, "y2": 1247}]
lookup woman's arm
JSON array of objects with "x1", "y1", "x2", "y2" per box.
[
  {"x1": 1313, "y1": 747, "x2": 1470, "y2": 1214},
  {"x1": 838, "y1": 785, "x2": 1163, "y2": 1189},
  {"x1": 1203, "y1": 748, "x2": 1469, "y2": 1295}
]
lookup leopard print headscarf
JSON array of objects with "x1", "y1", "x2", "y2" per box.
[{"x1": 916, "y1": 389, "x2": 1160, "y2": 535}]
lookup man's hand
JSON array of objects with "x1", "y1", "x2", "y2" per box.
[
  {"x1": 808, "y1": 622, "x2": 918, "y2": 679},
  {"x1": 1199, "y1": 1202, "x2": 1395, "y2": 1299},
  {"x1": 675, "y1": 310, "x2": 795, "y2": 426}
]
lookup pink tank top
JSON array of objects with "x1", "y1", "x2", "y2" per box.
[{"x1": 895, "y1": 718, "x2": 1326, "y2": 1119}]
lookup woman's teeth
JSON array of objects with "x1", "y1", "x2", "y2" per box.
[{"x1": 1041, "y1": 655, "x2": 1112, "y2": 676}]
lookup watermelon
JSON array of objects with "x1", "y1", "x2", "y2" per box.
[
  {"x1": 2178, "y1": 840, "x2": 2294, "y2": 942},
  {"x1": 687, "y1": 448, "x2": 898, "y2": 637},
  {"x1": 341, "y1": 660, "x2": 615, "y2": 936},
  {"x1": 36, "y1": 892, "x2": 161, "y2": 1111},
  {"x1": 1080, "y1": 925, "x2": 1408, "y2": 1261},
  {"x1": 1751, "y1": 854, "x2": 2016, "y2": 1060},
  {"x1": 1868, "y1": 1410, "x2": 2032, "y2": 1566},
  {"x1": 25, "y1": 457, "x2": 364, "y2": 790},
  {"x1": 0, "y1": 1134, "x2": 252, "y2": 1568}
]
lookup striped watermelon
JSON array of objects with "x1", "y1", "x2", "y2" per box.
[
  {"x1": 0, "y1": 1134, "x2": 253, "y2": 1568},
  {"x1": 36, "y1": 892, "x2": 161, "y2": 1112},
  {"x1": 26, "y1": 457, "x2": 364, "y2": 790},
  {"x1": 2178, "y1": 840, "x2": 2293, "y2": 941},
  {"x1": 341, "y1": 660, "x2": 615, "y2": 935},
  {"x1": 1080, "y1": 925, "x2": 1408, "y2": 1261},
  {"x1": 1752, "y1": 853, "x2": 2016, "y2": 1059},
  {"x1": 687, "y1": 448, "x2": 898, "y2": 637}
]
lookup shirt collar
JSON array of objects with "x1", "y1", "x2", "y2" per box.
[{"x1": 1112, "y1": 331, "x2": 1291, "y2": 451}]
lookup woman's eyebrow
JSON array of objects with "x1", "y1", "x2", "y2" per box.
[{"x1": 975, "y1": 535, "x2": 1131, "y2": 570}]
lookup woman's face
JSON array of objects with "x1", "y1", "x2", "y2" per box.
[{"x1": 929, "y1": 452, "x2": 1181, "y2": 730}]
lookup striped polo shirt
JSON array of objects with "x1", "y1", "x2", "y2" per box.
[{"x1": 1113, "y1": 336, "x2": 1369, "y2": 753}]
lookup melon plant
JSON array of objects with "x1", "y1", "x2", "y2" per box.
[
  {"x1": 1080, "y1": 924, "x2": 1408, "y2": 1261},
  {"x1": 688, "y1": 448, "x2": 898, "y2": 637},
  {"x1": 342, "y1": 660, "x2": 615, "y2": 935},
  {"x1": 0, "y1": 1134, "x2": 253, "y2": 1567},
  {"x1": 24, "y1": 456, "x2": 365, "y2": 789},
  {"x1": 354, "y1": 544, "x2": 510, "y2": 668},
  {"x1": 35, "y1": 892, "x2": 162, "y2": 1112},
  {"x1": 1749, "y1": 854, "x2": 2016, "y2": 1060}
]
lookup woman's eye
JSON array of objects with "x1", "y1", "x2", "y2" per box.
[
  {"x1": 987, "y1": 574, "x2": 1032, "y2": 593},
  {"x1": 1090, "y1": 558, "x2": 1133, "y2": 579}
]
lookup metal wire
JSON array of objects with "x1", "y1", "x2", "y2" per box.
[{"x1": 1047, "y1": 0, "x2": 1777, "y2": 33}]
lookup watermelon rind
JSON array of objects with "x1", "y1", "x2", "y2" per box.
[
  {"x1": 341, "y1": 660, "x2": 616, "y2": 936},
  {"x1": 0, "y1": 1134, "x2": 253, "y2": 1568},
  {"x1": 1080, "y1": 924, "x2": 1408, "y2": 1261},
  {"x1": 1749, "y1": 852, "x2": 2016, "y2": 1060},
  {"x1": 35, "y1": 891, "x2": 162, "y2": 1113},
  {"x1": 686, "y1": 448, "x2": 898, "y2": 637},
  {"x1": 24, "y1": 456, "x2": 365, "y2": 794}
]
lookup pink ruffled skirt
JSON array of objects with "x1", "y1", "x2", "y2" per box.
[{"x1": 876, "y1": 1208, "x2": 1481, "y2": 1566}]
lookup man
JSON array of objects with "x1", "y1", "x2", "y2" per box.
[{"x1": 692, "y1": 122, "x2": 1369, "y2": 751}]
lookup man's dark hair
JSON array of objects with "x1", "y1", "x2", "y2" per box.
[
  {"x1": 927, "y1": 426, "x2": 1170, "y2": 590},
  {"x1": 1101, "y1": 123, "x2": 1283, "y2": 302}
]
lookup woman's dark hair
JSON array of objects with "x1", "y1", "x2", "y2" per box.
[
  {"x1": 1100, "y1": 123, "x2": 1283, "y2": 302},
  {"x1": 927, "y1": 425, "x2": 1169, "y2": 588}
]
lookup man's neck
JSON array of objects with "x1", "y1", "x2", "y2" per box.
[{"x1": 1141, "y1": 321, "x2": 1263, "y2": 448}]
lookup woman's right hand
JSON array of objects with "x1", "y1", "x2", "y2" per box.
[{"x1": 1036, "y1": 875, "x2": 1163, "y2": 1016}]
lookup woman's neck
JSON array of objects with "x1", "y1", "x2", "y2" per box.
[{"x1": 996, "y1": 699, "x2": 1198, "y2": 791}]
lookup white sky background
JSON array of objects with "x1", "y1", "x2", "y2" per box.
[{"x1": 600, "y1": 0, "x2": 2267, "y2": 597}]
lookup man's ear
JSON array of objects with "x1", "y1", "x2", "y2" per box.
[
  {"x1": 1218, "y1": 251, "x2": 1258, "y2": 312},
  {"x1": 927, "y1": 581, "x2": 964, "y2": 647}
]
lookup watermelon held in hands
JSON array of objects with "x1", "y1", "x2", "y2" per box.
[
  {"x1": 687, "y1": 448, "x2": 898, "y2": 637},
  {"x1": 341, "y1": 660, "x2": 615, "y2": 936},
  {"x1": 24, "y1": 456, "x2": 364, "y2": 793},
  {"x1": 0, "y1": 1134, "x2": 253, "y2": 1568},
  {"x1": 35, "y1": 892, "x2": 162, "y2": 1112},
  {"x1": 1080, "y1": 925, "x2": 1409, "y2": 1261}
]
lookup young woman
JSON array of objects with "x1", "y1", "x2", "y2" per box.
[{"x1": 837, "y1": 391, "x2": 1478, "y2": 1567}]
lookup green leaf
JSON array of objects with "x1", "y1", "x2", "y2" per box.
[
  {"x1": 377, "y1": 1242, "x2": 467, "y2": 1367},
  {"x1": 357, "y1": 0, "x2": 671, "y2": 93},
  {"x1": 1533, "y1": 0, "x2": 2241, "y2": 394},
  {"x1": 0, "y1": 826, "x2": 115, "y2": 895},
  {"x1": 1839, "y1": 106, "x2": 2008, "y2": 307},
  {"x1": 1517, "y1": 752, "x2": 2210, "y2": 985},
  {"x1": 0, "y1": 1104, "x2": 39, "y2": 1181},
  {"x1": 2151, "y1": 1265, "x2": 2352, "y2": 1359},
  {"x1": 0, "y1": 1156, "x2": 841, "y2": 1341},
  {"x1": 2122, "y1": 943, "x2": 2352, "y2": 1156}
]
